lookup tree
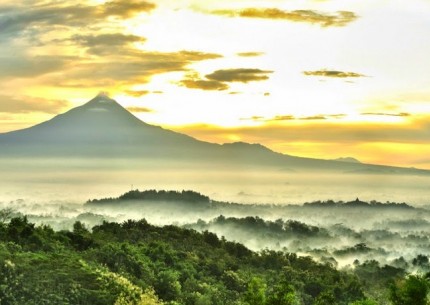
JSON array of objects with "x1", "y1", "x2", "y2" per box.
[
  {"x1": 389, "y1": 274, "x2": 429, "y2": 305},
  {"x1": 155, "y1": 270, "x2": 181, "y2": 302},
  {"x1": 314, "y1": 290, "x2": 336, "y2": 305},
  {"x1": 412, "y1": 255, "x2": 430, "y2": 271},
  {"x1": 244, "y1": 277, "x2": 266, "y2": 305},
  {"x1": 0, "y1": 208, "x2": 13, "y2": 224},
  {"x1": 266, "y1": 280, "x2": 299, "y2": 305},
  {"x1": 0, "y1": 260, "x2": 23, "y2": 305}
]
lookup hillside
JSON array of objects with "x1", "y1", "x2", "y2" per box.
[{"x1": 0, "y1": 215, "x2": 407, "y2": 305}]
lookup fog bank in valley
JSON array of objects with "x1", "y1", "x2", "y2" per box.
[{"x1": 2, "y1": 186, "x2": 430, "y2": 275}]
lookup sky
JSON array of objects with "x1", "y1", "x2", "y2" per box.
[{"x1": 1, "y1": 0, "x2": 430, "y2": 168}]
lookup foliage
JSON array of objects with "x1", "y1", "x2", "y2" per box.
[
  {"x1": 389, "y1": 274, "x2": 429, "y2": 305},
  {"x1": 0, "y1": 215, "x2": 408, "y2": 305},
  {"x1": 243, "y1": 277, "x2": 266, "y2": 305},
  {"x1": 349, "y1": 300, "x2": 379, "y2": 305}
]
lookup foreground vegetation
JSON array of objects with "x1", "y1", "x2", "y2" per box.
[{"x1": 0, "y1": 213, "x2": 429, "y2": 305}]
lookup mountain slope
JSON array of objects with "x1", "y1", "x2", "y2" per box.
[
  {"x1": 0, "y1": 93, "x2": 215, "y2": 157},
  {"x1": 0, "y1": 94, "x2": 428, "y2": 175},
  {"x1": 1, "y1": 94, "x2": 199, "y2": 144}
]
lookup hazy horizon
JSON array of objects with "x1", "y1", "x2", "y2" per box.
[{"x1": 1, "y1": 157, "x2": 430, "y2": 206}]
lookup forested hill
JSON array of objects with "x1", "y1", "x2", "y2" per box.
[
  {"x1": 87, "y1": 189, "x2": 211, "y2": 205},
  {"x1": 2, "y1": 215, "x2": 425, "y2": 305},
  {"x1": 302, "y1": 198, "x2": 414, "y2": 209},
  {"x1": 0, "y1": 216, "x2": 363, "y2": 305}
]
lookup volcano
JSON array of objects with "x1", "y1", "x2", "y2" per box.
[
  {"x1": 0, "y1": 93, "x2": 217, "y2": 157},
  {"x1": 0, "y1": 93, "x2": 428, "y2": 175}
]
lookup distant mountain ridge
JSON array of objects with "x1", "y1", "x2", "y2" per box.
[{"x1": 0, "y1": 93, "x2": 429, "y2": 175}]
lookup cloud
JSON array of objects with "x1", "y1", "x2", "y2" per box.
[
  {"x1": 361, "y1": 112, "x2": 410, "y2": 117},
  {"x1": 328, "y1": 114, "x2": 347, "y2": 119},
  {"x1": 0, "y1": 1, "x2": 156, "y2": 40},
  {"x1": 237, "y1": 52, "x2": 265, "y2": 57},
  {"x1": 0, "y1": 55, "x2": 75, "y2": 78},
  {"x1": 71, "y1": 33, "x2": 146, "y2": 48},
  {"x1": 270, "y1": 115, "x2": 295, "y2": 121},
  {"x1": 242, "y1": 114, "x2": 346, "y2": 122},
  {"x1": 178, "y1": 67, "x2": 272, "y2": 91},
  {"x1": 65, "y1": 61, "x2": 183, "y2": 83},
  {"x1": 240, "y1": 116, "x2": 264, "y2": 121},
  {"x1": 0, "y1": 1, "x2": 224, "y2": 91},
  {"x1": 125, "y1": 90, "x2": 150, "y2": 97},
  {"x1": 241, "y1": 115, "x2": 294, "y2": 122},
  {"x1": 212, "y1": 8, "x2": 358, "y2": 27},
  {"x1": 300, "y1": 115, "x2": 327, "y2": 120},
  {"x1": 175, "y1": 50, "x2": 223, "y2": 61},
  {"x1": 126, "y1": 106, "x2": 153, "y2": 113},
  {"x1": 179, "y1": 79, "x2": 229, "y2": 91},
  {"x1": 206, "y1": 68, "x2": 273, "y2": 83},
  {"x1": 48, "y1": 50, "x2": 223, "y2": 86},
  {"x1": 303, "y1": 70, "x2": 366, "y2": 78},
  {"x1": 79, "y1": 47, "x2": 222, "y2": 61},
  {"x1": 0, "y1": 95, "x2": 69, "y2": 114},
  {"x1": 102, "y1": 0, "x2": 156, "y2": 18},
  {"x1": 65, "y1": 33, "x2": 147, "y2": 56}
]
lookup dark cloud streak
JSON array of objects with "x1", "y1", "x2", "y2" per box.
[
  {"x1": 361, "y1": 112, "x2": 410, "y2": 117},
  {"x1": 71, "y1": 33, "x2": 146, "y2": 47},
  {"x1": 178, "y1": 67, "x2": 272, "y2": 91},
  {"x1": 300, "y1": 115, "x2": 327, "y2": 120},
  {"x1": 69, "y1": 33, "x2": 147, "y2": 56},
  {"x1": 212, "y1": 8, "x2": 358, "y2": 27},
  {"x1": 303, "y1": 70, "x2": 366, "y2": 78},
  {"x1": 237, "y1": 52, "x2": 264, "y2": 57},
  {"x1": 126, "y1": 106, "x2": 153, "y2": 113},
  {"x1": 103, "y1": 0, "x2": 155, "y2": 18},
  {"x1": 125, "y1": 90, "x2": 150, "y2": 97},
  {"x1": 242, "y1": 114, "x2": 346, "y2": 122},
  {"x1": 206, "y1": 68, "x2": 273, "y2": 83},
  {"x1": 179, "y1": 79, "x2": 229, "y2": 91}
]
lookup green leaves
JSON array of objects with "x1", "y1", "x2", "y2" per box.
[
  {"x1": 0, "y1": 217, "x2": 376, "y2": 305},
  {"x1": 244, "y1": 277, "x2": 266, "y2": 305},
  {"x1": 389, "y1": 274, "x2": 429, "y2": 305}
]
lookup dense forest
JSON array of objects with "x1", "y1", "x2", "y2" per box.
[{"x1": 1, "y1": 212, "x2": 429, "y2": 305}]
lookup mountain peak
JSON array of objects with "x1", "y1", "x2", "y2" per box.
[
  {"x1": 84, "y1": 92, "x2": 121, "y2": 107},
  {"x1": 334, "y1": 157, "x2": 361, "y2": 164}
]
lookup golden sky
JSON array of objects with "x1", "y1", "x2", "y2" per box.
[{"x1": 1, "y1": 0, "x2": 430, "y2": 168}]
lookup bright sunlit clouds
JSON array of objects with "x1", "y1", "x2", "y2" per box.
[{"x1": 1, "y1": 0, "x2": 430, "y2": 167}]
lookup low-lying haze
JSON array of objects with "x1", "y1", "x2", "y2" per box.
[{"x1": 1, "y1": 159, "x2": 430, "y2": 205}]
